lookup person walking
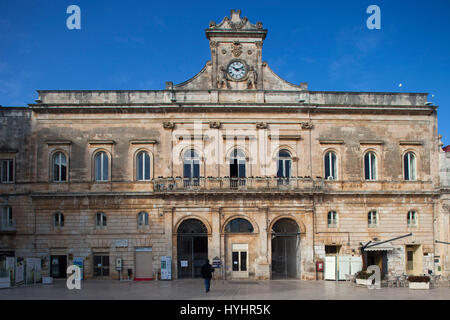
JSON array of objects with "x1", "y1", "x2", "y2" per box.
[{"x1": 201, "y1": 260, "x2": 214, "y2": 293}]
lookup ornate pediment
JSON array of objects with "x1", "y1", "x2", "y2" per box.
[{"x1": 207, "y1": 10, "x2": 265, "y2": 32}]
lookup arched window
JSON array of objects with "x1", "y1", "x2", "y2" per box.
[
  {"x1": 138, "y1": 211, "x2": 149, "y2": 226},
  {"x1": 404, "y1": 152, "x2": 416, "y2": 181},
  {"x1": 364, "y1": 152, "x2": 377, "y2": 180},
  {"x1": 230, "y1": 148, "x2": 246, "y2": 188},
  {"x1": 54, "y1": 212, "x2": 64, "y2": 227},
  {"x1": 407, "y1": 210, "x2": 418, "y2": 227},
  {"x1": 277, "y1": 149, "x2": 292, "y2": 185},
  {"x1": 94, "y1": 151, "x2": 109, "y2": 182},
  {"x1": 96, "y1": 212, "x2": 107, "y2": 227},
  {"x1": 53, "y1": 152, "x2": 67, "y2": 182},
  {"x1": 368, "y1": 210, "x2": 378, "y2": 228},
  {"x1": 136, "y1": 151, "x2": 151, "y2": 181},
  {"x1": 324, "y1": 151, "x2": 337, "y2": 180},
  {"x1": 225, "y1": 218, "x2": 254, "y2": 233},
  {"x1": 177, "y1": 218, "x2": 208, "y2": 234},
  {"x1": 183, "y1": 149, "x2": 200, "y2": 186},
  {"x1": 327, "y1": 211, "x2": 338, "y2": 228}
]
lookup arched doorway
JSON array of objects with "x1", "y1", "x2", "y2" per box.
[
  {"x1": 177, "y1": 219, "x2": 208, "y2": 278},
  {"x1": 271, "y1": 218, "x2": 300, "y2": 279}
]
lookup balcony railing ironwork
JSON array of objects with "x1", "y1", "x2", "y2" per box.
[{"x1": 152, "y1": 176, "x2": 323, "y2": 193}]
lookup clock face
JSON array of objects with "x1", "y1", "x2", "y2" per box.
[{"x1": 227, "y1": 60, "x2": 246, "y2": 80}]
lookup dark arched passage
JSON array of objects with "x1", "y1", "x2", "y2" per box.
[
  {"x1": 271, "y1": 218, "x2": 300, "y2": 279},
  {"x1": 177, "y1": 219, "x2": 208, "y2": 278}
]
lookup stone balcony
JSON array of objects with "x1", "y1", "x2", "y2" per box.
[
  {"x1": 151, "y1": 177, "x2": 323, "y2": 194},
  {"x1": 2, "y1": 178, "x2": 437, "y2": 196}
]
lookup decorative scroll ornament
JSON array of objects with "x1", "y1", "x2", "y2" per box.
[
  {"x1": 209, "y1": 121, "x2": 221, "y2": 129},
  {"x1": 209, "y1": 41, "x2": 218, "y2": 48},
  {"x1": 163, "y1": 122, "x2": 175, "y2": 129},
  {"x1": 217, "y1": 66, "x2": 229, "y2": 89},
  {"x1": 301, "y1": 121, "x2": 313, "y2": 129},
  {"x1": 256, "y1": 122, "x2": 268, "y2": 129},
  {"x1": 247, "y1": 67, "x2": 257, "y2": 89},
  {"x1": 231, "y1": 41, "x2": 243, "y2": 57}
]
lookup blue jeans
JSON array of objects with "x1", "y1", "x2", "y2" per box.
[{"x1": 204, "y1": 279, "x2": 211, "y2": 292}]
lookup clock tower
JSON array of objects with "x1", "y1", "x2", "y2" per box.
[{"x1": 206, "y1": 10, "x2": 267, "y2": 90}]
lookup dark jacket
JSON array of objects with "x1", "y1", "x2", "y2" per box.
[{"x1": 201, "y1": 263, "x2": 214, "y2": 279}]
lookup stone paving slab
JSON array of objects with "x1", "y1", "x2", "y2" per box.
[{"x1": 0, "y1": 279, "x2": 448, "y2": 300}]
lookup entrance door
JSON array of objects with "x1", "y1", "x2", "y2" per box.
[
  {"x1": 406, "y1": 245, "x2": 423, "y2": 275},
  {"x1": 135, "y1": 248, "x2": 153, "y2": 280},
  {"x1": 177, "y1": 219, "x2": 208, "y2": 278},
  {"x1": 50, "y1": 255, "x2": 67, "y2": 278},
  {"x1": 231, "y1": 243, "x2": 248, "y2": 278},
  {"x1": 271, "y1": 218, "x2": 300, "y2": 279},
  {"x1": 93, "y1": 254, "x2": 110, "y2": 278}
]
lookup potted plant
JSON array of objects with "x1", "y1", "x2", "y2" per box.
[
  {"x1": 355, "y1": 270, "x2": 374, "y2": 286},
  {"x1": 407, "y1": 276, "x2": 430, "y2": 289}
]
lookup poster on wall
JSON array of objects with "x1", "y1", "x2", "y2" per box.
[
  {"x1": 161, "y1": 256, "x2": 172, "y2": 280},
  {"x1": 15, "y1": 258, "x2": 24, "y2": 285},
  {"x1": 73, "y1": 257, "x2": 83, "y2": 280},
  {"x1": 25, "y1": 258, "x2": 42, "y2": 284}
]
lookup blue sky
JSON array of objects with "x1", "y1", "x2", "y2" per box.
[{"x1": 0, "y1": 0, "x2": 449, "y2": 145}]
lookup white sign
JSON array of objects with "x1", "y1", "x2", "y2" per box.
[
  {"x1": 180, "y1": 260, "x2": 188, "y2": 267},
  {"x1": 115, "y1": 239, "x2": 128, "y2": 247}
]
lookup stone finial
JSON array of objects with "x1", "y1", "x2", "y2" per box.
[
  {"x1": 163, "y1": 122, "x2": 175, "y2": 129},
  {"x1": 301, "y1": 121, "x2": 313, "y2": 129},
  {"x1": 438, "y1": 134, "x2": 444, "y2": 149},
  {"x1": 165, "y1": 82, "x2": 173, "y2": 90}
]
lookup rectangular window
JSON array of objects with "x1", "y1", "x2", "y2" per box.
[
  {"x1": 232, "y1": 252, "x2": 239, "y2": 271},
  {"x1": 1, "y1": 159, "x2": 14, "y2": 183},
  {"x1": 407, "y1": 251, "x2": 413, "y2": 271},
  {"x1": 1, "y1": 207, "x2": 13, "y2": 227}
]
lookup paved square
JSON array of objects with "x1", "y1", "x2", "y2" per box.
[{"x1": 0, "y1": 279, "x2": 448, "y2": 300}]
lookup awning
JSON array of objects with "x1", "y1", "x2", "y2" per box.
[{"x1": 364, "y1": 242, "x2": 395, "y2": 251}]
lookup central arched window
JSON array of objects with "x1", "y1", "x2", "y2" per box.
[
  {"x1": 94, "y1": 151, "x2": 109, "y2": 182},
  {"x1": 324, "y1": 151, "x2": 337, "y2": 180},
  {"x1": 368, "y1": 210, "x2": 378, "y2": 228},
  {"x1": 96, "y1": 212, "x2": 107, "y2": 228},
  {"x1": 225, "y1": 218, "x2": 254, "y2": 233},
  {"x1": 230, "y1": 148, "x2": 246, "y2": 188},
  {"x1": 138, "y1": 211, "x2": 149, "y2": 226},
  {"x1": 136, "y1": 151, "x2": 151, "y2": 181},
  {"x1": 327, "y1": 211, "x2": 338, "y2": 228},
  {"x1": 54, "y1": 212, "x2": 64, "y2": 227},
  {"x1": 53, "y1": 152, "x2": 67, "y2": 182},
  {"x1": 404, "y1": 152, "x2": 416, "y2": 181},
  {"x1": 277, "y1": 149, "x2": 292, "y2": 185},
  {"x1": 364, "y1": 151, "x2": 377, "y2": 180},
  {"x1": 183, "y1": 149, "x2": 200, "y2": 186}
]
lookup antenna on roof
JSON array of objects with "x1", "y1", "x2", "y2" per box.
[{"x1": 398, "y1": 83, "x2": 403, "y2": 92}]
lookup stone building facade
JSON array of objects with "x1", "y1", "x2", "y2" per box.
[{"x1": 0, "y1": 10, "x2": 448, "y2": 281}]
